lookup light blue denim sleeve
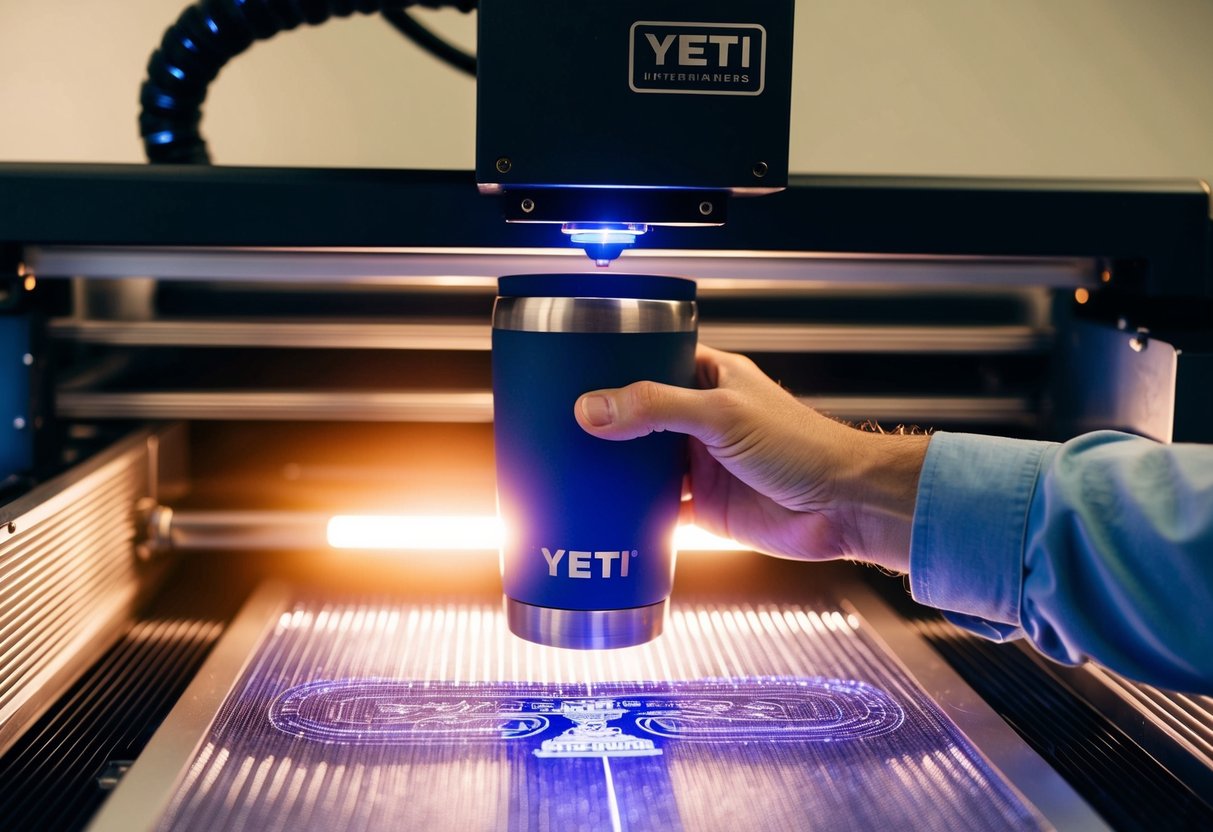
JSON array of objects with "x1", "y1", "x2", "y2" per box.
[{"x1": 909, "y1": 430, "x2": 1213, "y2": 693}]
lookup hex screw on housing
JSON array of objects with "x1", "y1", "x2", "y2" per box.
[
  {"x1": 752, "y1": 161, "x2": 769, "y2": 178},
  {"x1": 496, "y1": 157, "x2": 513, "y2": 174},
  {"x1": 521, "y1": 198, "x2": 536, "y2": 214},
  {"x1": 698, "y1": 201, "x2": 714, "y2": 216}
]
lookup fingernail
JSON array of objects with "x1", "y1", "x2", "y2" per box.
[{"x1": 581, "y1": 395, "x2": 614, "y2": 427}]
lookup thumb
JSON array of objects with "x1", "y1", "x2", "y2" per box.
[{"x1": 574, "y1": 381, "x2": 725, "y2": 443}]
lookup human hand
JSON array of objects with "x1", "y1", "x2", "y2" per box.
[{"x1": 573, "y1": 345, "x2": 929, "y2": 572}]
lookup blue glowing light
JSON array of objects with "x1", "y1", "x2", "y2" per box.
[
  {"x1": 268, "y1": 678, "x2": 905, "y2": 748},
  {"x1": 148, "y1": 131, "x2": 175, "y2": 145},
  {"x1": 562, "y1": 222, "x2": 647, "y2": 245},
  {"x1": 569, "y1": 230, "x2": 639, "y2": 246},
  {"x1": 166, "y1": 65, "x2": 185, "y2": 81},
  {"x1": 561, "y1": 223, "x2": 649, "y2": 265},
  {"x1": 155, "y1": 94, "x2": 176, "y2": 109},
  {"x1": 181, "y1": 36, "x2": 198, "y2": 52},
  {"x1": 205, "y1": 16, "x2": 219, "y2": 34}
]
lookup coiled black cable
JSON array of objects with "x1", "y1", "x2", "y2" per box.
[
  {"x1": 382, "y1": 7, "x2": 476, "y2": 77},
  {"x1": 139, "y1": 0, "x2": 477, "y2": 163}
]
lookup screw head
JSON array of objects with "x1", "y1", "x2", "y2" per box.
[
  {"x1": 698, "y1": 201, "x2": 714, "y2": 216},
  {"x1": 752, "y1": 161, "x2": 769, "y2": 178},
  {"x1": 520, "y1": 198, "x2": 536, "y2": 214},
  {"x1": 12, "y1": 417, "x2": 25, "y2": 430},
  {"x1": 495, "y1": 157, "x2": 513, "y2": 174}
]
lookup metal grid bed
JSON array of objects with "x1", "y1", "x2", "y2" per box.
[{"x1": 94, "y1": 584, "x2": 1072, "y2": 832}]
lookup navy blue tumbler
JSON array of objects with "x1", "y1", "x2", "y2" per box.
[{"x1": 492, "y1": 274, "x2": 697, "y2": 649}]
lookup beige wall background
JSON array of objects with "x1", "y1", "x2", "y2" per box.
[{"x1": 0, "y1": 1, "x2": 1210, "y2": 181}]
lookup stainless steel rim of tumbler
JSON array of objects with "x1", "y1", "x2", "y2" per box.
[
  {"x1": 505, "y1": 597, "x2": 667, "y2": 649},
  {"x1": 492, "y1": 296, "x2": 697, "y2": 333}
]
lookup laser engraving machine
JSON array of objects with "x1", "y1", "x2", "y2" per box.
[
  {"x1": 473, "y1": 1, "x2": 793, "y2": 265},
  {"x1": 0, "y1": 1, "x2": 1211, "y2": 831}
]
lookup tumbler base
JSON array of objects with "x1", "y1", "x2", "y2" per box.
[{"x1": 505, "y1": 597, "x2": 667, "y2": 649}]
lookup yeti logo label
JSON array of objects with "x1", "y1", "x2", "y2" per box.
[
  {"x1": 541, "y1": 548, "x2": 635, "y2": 579},
  {"x1": 629, "y1": 21, "x2": 766, "y2": 96}
]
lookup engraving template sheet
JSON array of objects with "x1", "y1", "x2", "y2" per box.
[{"x1": 156, "y1": 599, "x2": 1045, "y2": 831}]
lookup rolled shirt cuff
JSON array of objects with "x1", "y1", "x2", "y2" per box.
[{"x1": 909, "y1": 432, "x2": 1057, "y2": 626}]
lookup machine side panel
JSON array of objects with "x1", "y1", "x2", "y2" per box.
[{"x1": 0, "y1": 429, "x2": 171, "y2": 756}]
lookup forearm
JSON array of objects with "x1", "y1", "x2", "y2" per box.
[{"x1": 835, "y1": 430, "x2": 930, "y2": 573}]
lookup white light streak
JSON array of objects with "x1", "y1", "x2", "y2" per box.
[
  {"x1": 326, "y1": 515, "x2": 504, "y2": 550},
  {"x1": 602, "y1": 757, "x2": 623, "y2": 832},
  {"x1": 326, "y1": 515, "x2": 747, "y2": 552},
  {"x1": 673, "y1": 524, "x2": 749, "y2": 551}
]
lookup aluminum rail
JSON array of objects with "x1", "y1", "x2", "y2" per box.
[
  {"x1": 144, "y1": 508, "x2": 332, "y2": 554},
  {"x1": 28, "y1": 246, "x2": 1097, "y2": 288},
  {"x1": 55, "y1": 390, "x2": 1037, "y2": 426},
  {"x1": 48, "y1": 318, "x2": 1054, "y2": 354}
]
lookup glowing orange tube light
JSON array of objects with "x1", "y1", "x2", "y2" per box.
[{"x1": 326, "y1": 515, "x2": 747, "y2": 552}]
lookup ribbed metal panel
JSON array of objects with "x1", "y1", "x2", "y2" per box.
[
  {"x1": 912, "y1": 618, "x2": 1213, "y2": 832},
  {"x1": 1079, "y1": 666, "x2": 1213, "y2": 776},
  {"x1": 0, "y1": 618, "x2": 223, "y2": 832},
  {"x1": 0, "y1": 432, "x2": 158, "y2": 755}
]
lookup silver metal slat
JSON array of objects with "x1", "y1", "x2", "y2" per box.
[
  {"x1": 705, "y1": 323, "x2": 1051, "y2": 354},
  {"x1": 48, "y1": 318, "x2": 1054, "y2": 355},
  {"x1": 54, "y1": 389, "x2": 1034, "y2": 425},
  {"x1": 54, "y1": 390, "x2": 495, "y2": 422},
  {"x1": 807, "y1": 395, "x2": 1036, "y2": 426},
  {"x1": 50, "y1": 319, "x2": 493, "y2": 352},
  {"x1": 29, "y1": 245, "x2": 1097, "y2": 289}
]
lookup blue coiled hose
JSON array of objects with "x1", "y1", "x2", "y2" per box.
[{"x1": 139, "y1": 0, "x2": 477, "y2": 163}]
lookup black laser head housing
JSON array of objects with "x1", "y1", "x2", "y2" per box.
[{"x1": 475, "y1": 0, "x2": 795, "y2": 263}]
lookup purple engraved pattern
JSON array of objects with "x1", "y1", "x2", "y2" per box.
[
  {"x1": 269, "y1": 679, "x2": 553, "y2": 745},
  {"x1": 628, "y1": 678, "x2": 905, "y2": 742},
  {"x1": 267, "y1": 678, "x2": 905, "y2": 747}
]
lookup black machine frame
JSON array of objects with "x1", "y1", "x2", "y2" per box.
[{"x1": 0, "y1": 165, "x2": 1206, "y2": 299}]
